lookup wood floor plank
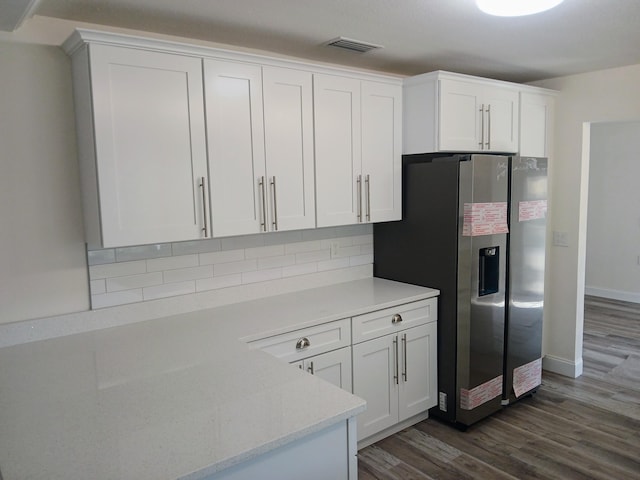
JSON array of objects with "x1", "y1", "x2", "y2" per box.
[{"x1": 358, "y1": 297, "x2": 640, "y2": 479}]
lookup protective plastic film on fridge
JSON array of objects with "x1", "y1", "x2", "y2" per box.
[{"x1": 374, "y1": 153, "x2": 547, "y2": 427}]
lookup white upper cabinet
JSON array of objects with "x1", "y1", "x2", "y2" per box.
[
  {"x1": 205, "y1": 61, "x2": 316, "y2": 237},
  {"x1": 204, "y1": 60, "x2": 266, "y2": 237},
  {"x1": 404, "y1": 71, "x2": 519, "y2": 154},
  {"x1": 315, "y1": 74, "x2": 401, "y2": 227},
  {"x1": 519, "y1": 91, "x2": 555, "y2": 158},
  {"x1": 262, "y1": 66, "x2": 316, "y2": 232},
  {"x1": 361, "y1": 81, "x2": 403, "y2": 223},
  {"x1": 314, "y1": 74, "x2": 362, "y2": 227},
  {"x1": 70, "y1": 43, "x2": 209, "y2": 248}
]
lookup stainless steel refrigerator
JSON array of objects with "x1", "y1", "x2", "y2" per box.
[{"x1": 374, "y1": 153, "x2": 547, "y2": 427}]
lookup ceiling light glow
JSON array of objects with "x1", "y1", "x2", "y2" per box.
[{"x1": 476, "y1": 0, "x2": 564, "y2": 17}]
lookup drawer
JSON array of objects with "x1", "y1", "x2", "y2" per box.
[
  {"x1": 249, "y1": 318, "x2": 351, "y2": 363},
  {"x1": 352, "y1": 298, "x2": 437, "y2": 344}
]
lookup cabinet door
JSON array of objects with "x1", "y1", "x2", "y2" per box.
[
  {"x1": 352, "y1": 334, "x2": 399, "y2": 440},
  {"x1": 483, "y1": 85, "x2": 519, "y2": 152},
  {"x1": 314, "y1": 74, "x2": 361, "y2": 227},
  {"x1": 204, "y1": 60, "x2": 266, "y2": 237},
  {"x1": 263, "y1": 67, "x2": 315, "y2": 231},
  {"x1": 438, "y1": 79, "x2": 483, "y2": 151},
  {"x1": 88, "y1": 44, "x2": 208, "y2": 247},
  {"x1": 398, "y1": 323, "x2": 438, "y2": 421},
  {"x1": 303, "y1": 347, "x2": 352, "y2": 393},
  {"x1": 361, "y1": 81, "x2": 402, "y2": 223},
  {"x1": 519, "y1": 92, "x2": 554, "y2": 157}
]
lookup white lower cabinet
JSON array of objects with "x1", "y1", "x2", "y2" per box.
[
  {"x1": 351, "y1": 299, "x2": 438, "y2": 443},
  {"x1": 292, "y1": 346, "x2": 352, "y2": 392}
]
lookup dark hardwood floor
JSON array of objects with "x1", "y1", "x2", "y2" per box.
[{"x1": 358, "y1": 296, "x2": 640, "y2": 479}]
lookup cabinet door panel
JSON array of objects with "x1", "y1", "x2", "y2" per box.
[
  {"x1": 90, "y1": 44, "x2": 208, "y2": 247},
  {"x1": 438, "y1": 79, "x2": 482, "y2": 151},
  {"x1": 263, "y1": 67, "x2": 315, "y2": 231},
  {"x1": 304, "y1": 347, "x2": 352, "y2": 393},
  {"x1": 361, "y1": 81, "x2": 402, "y2": 223},
  {"x1": 520, "y1": 92, "x2": 553, "y2": 157},
  {"x1": 352, "y1": 335, "x2": 398, "y2": 440},
  {"x1": 484, "y1": 85, "x2": 519, "y2": 152},
  {"x1": 314, "y1": 74, "x2": 361, "y2": 227},
  {"x1": 205, "y1": 60, "x2": 266, "y2": 237},
  {"x1": 399, "y1": 323, "x2": 438, "y2": 421}
]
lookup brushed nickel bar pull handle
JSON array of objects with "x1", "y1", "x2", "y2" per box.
[
  {"x1": 356, "y1": 174, "x2": 362, "y2": 222},
  {"x1": 402, "y1": 333, "x2": 407, "y2": 382},
  {"x1": 393, "y1": 336, "x2": 399, "y2": 385},
  {"x1": 365, "y1": 174, "x2": 371, "y2": 222},
  {"x1": 259, "y1": 176, "x2": 267, "y2": 232},
  {"x1": 307, "y1": 361, "x2": 314, "y2": 375},
  {"x1": 199, "y1": 177, "x2": 209, "y2": 237},
  {"x1": 479, "y1": 104, "x2": 485, "y2": 149},
  {"x1": 486, "y1": 104, "x2": 491, "y2": 149},
  {"x1": 270, "y1": 176, "x2": 278, "y2": 231}
]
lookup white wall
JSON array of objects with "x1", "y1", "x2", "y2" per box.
[
  {"x1": 0, "y1": 42, "x2": 90, "y2": 324},
  {"x1": 532, "y1": 64, "x2": 640, "y2": 377},
  {"x1": 585, "y1": 121, "x2": 640, "y2": 302}
]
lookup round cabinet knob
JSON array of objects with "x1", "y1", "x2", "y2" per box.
[
  {"x1": 296, "y1": 337, "x2": 311, "y2": 349},
  {"x1": 391, "y1": 314, "x2": 403, "y2": 324}
]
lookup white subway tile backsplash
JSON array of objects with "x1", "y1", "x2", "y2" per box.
[
  {"x1": 143, "y1": 281, "x2": 195, "y2": 301},
  {"x1": 351, "y1": 234, "x2": 374, "y2": 246},
  {"x1": 147, "y1": 254, "x2": 199, "y2": 272},
  {"x1": 115, "y1": 244, "x2": 172, "y2": 262},
  {"x1": 257, "y1": 255, "x2": 296, "y2": 270},
  {"x1": 172, "y1": 239, "x2": 221, "y2": 256},
  {"x1": 317, "y1": 257, "x2": 351, "y2": 272},
  {"x1": 214, "y1": 259, "x2": 257, "y2": 276},
  {"x1": 295, "y1": 249, "x2": 331, "y2": 264},
  {"x1": 245, "y1": 244, "x2": 285, "y2": 259},
  {"x1": 86, "y1": 229, "x2": 373, "y2": 309},
  {"x1": 196, "y1": 274, "x2": 242, "y2": 292},
  {"x1": 350, "y1": 253, "x2": 374, "y2": 266},
  {"x1": 89, "y1": 260, "x2": 147, "y2": 279},
  {"x1": 90, "y1": 279, "x2": 106, "y2": 295},
  {"x1": 163, "y1": 265, "x2": 214, "y2": 283},
  {"x1": 199, "y1": 249, "x2": 245, "y2": 266},
  {"x1": 242, "y1": 267, "x2": 282, "y2": 285},
  {"x1": 91, "y1": 289, "x2": 144, "y2": 309},
  {"x1": 220, "y1": 235, "x2": 265, "y2": 251},
  {"x1": 87, "y1": 249, "x2": 116, "y2": 266},
  {"x1": 282, "y1": 262, "x2": 318, "y2": 278},
  {"x1": 263, "y1": 231, "x2": 303, "y2": 246},
  {"x1": 106, "y1": 272, "x2": 163, "y2": 292},
  {"x1": 284, "y1": 240, "x2": 323, "y2": 254}
]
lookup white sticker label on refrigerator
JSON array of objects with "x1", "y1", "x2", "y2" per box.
[
  {"x1": 518, "y1": 200, "x2": 547, "y2": 222},
  {"x1": 512, "y1": 358, "x2": 542, "y2": 397},
  {"x1": 462, "y1": 202, "x2": 509, "y2": 236},
  {"x1": 460, "y1": 375, "x2": 503, "y2": 410}
]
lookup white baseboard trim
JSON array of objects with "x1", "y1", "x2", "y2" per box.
[
  {"x1": 543, "y1": 354, "x2": 583, "y2": 378},
  {"x1": 585, "y1": 286, "x2": 640, "y2": 304}
]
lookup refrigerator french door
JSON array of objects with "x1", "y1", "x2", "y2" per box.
[{"x1": 503, "y1": 156, "x2": 548, "y2": 405}]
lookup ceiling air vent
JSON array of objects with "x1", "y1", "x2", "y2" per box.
[{"x1": 326, "y1": 37, "x2": 383, "y2": 54}]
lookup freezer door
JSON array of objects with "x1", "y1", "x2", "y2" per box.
[
  {"x1": 504, "y1": 156, "x2": 548, "y2": 403},
  {"x1": 456, "y1": 155, "x2": 509, "y2": 425}
]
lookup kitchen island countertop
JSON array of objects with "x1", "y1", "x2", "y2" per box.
[{"x1": 0, "y1": 277, "x2": 438, "y2": 480}]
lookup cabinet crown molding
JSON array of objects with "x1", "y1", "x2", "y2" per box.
[{"x1": 63, "y1": 28, "x2": 403, "y2": 85}]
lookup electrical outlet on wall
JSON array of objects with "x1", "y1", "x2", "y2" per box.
[{"x1": 552, "y1": 231, "x2": 569, "y2": 247}]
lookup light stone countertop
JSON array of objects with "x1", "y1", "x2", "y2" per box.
[{"x1": 0, "y1": 278, "x2": 438, "y2": 480}]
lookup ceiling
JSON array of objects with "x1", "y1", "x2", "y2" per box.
[{"x1": 4, "y1": 0, "x2": 640, "y2": 83}]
